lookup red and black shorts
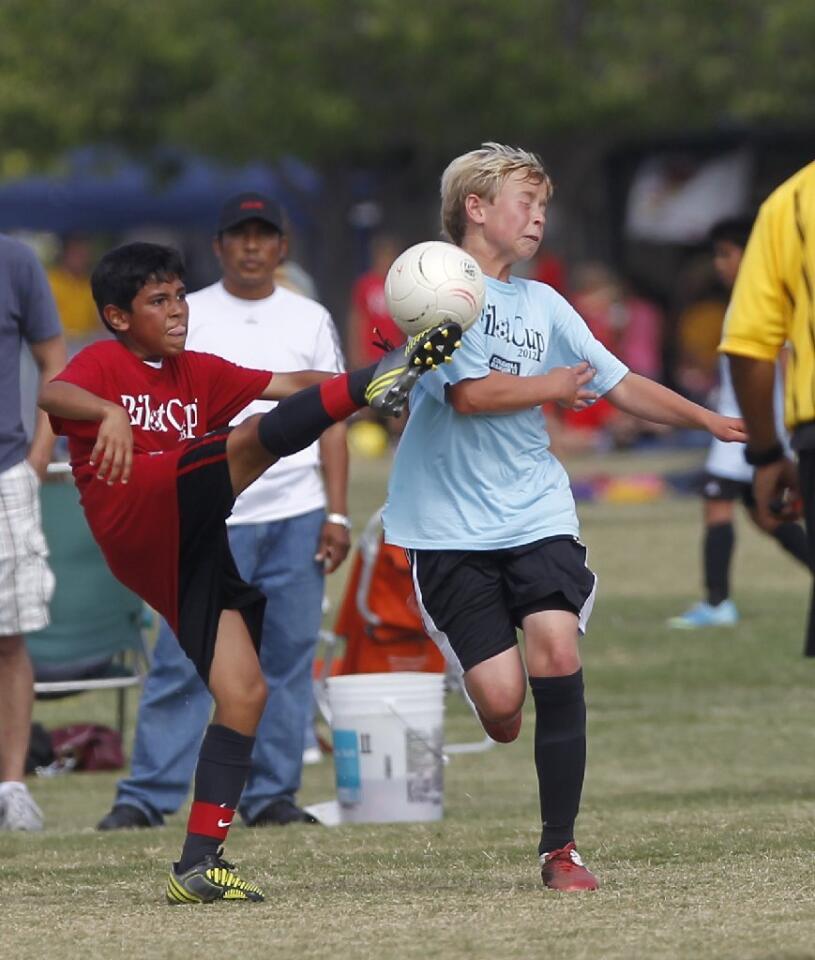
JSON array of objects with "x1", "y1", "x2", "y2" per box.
[
  {"x1": 85, "y1": 429, "x2": 265, "y2": 684},
  {"x1": 407, "y1": 535, "x2": 597, "y2": 673}
]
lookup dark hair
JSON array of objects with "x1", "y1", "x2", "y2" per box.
[
  {"x1": 708, "y1": 216, "x2": 753, "y2": 250},
  {"x1": 91, "y1": 242, "x2": 186, "y2": 334}
]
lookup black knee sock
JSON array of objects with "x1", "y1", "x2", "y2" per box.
[
  {"x1": 704, "y1": 522, "x2": 734, "y2": 606},
  {"x1": 257, "y1": 366, "x2": 377, "y2": 458},
  {"x1": 178, "y1": 723, "x2": 255, "y2": 871},
  {"x1": 806, "y1": 579, "x2": 815, "y2": 658},
  {"x1": 772, "y1": 522, "x2": 812, "y2": 569},
  {"x1": 530, "y1": 670, "x2": 586, "y2": 855}
]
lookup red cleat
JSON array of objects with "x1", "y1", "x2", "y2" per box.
[
  {"x1": 476, "y1": 708, "x2": 522, "y2": 743},
  {"x1": 540, "y1": 842, "x2": 599, "y2": 891}
]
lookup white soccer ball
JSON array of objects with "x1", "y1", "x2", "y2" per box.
[{"x1": 384, "y1": 240, "x2": 485, "y2": 336}]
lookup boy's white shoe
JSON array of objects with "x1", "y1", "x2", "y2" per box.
[
  {"x1": 302, "y1": 746, "x2": 323, "y2": 765},
  {"x1": 0, "y1": 781, "x2": 44, "y2": 831}
]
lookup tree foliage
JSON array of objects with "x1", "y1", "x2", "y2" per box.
[{"x1": 1, "y1": 0, "x2": 814, "y2": 173}]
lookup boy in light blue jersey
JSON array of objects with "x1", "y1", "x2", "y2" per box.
[{"x1": 383, "y1": 143, "x2": 746, "y2": 892}]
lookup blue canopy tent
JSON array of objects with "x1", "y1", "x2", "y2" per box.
[{"x1": 0, "y1": 147, "x2": 322, "y2": 234}]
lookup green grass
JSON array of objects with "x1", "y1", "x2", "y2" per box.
[{"x1": 2, "y1": 448, "x2": 814, "y2": 960}]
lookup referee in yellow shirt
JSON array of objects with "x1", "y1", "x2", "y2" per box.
[{"x1": 720, "y1": 160, "x2": 815, "y2": 655}]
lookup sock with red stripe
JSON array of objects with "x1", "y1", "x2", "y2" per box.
[
  {"x1": 257, "y1": 366, "x2": 376, "y2": 458},
  {"x1": 177, "y1": 723, "x2": 255, "y2": 871}
]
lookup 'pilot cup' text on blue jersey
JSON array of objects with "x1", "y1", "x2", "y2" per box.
[{"x1": 383, "y1": 276, "x2": 629, "y2": 550}]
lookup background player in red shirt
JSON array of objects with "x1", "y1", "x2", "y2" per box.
[
  {"x1": 39, "y1": 242, "x2": 461, "y2": 905},
  {"x1": 346, "y1": 232, "x2": 404, "y2": 368}
]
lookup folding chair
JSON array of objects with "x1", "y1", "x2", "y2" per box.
[
  {"x1": 316, "y1": 508, "x2": 492, "y2": 754},
  {"x1": 26, "y1": 463, "x2": 151, "y2": 737}
]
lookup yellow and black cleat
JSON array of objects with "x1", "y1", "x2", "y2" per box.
[
  {"x1": 364, "y1": 320, "x2": 463, "y2": 417},
  {"x1": 166, "y1": 850, "x2": 264, "y2": 905}
]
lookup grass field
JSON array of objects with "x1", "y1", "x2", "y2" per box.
[{"x1": 2, "y1": 448, "x2": 814, "y2": 960}]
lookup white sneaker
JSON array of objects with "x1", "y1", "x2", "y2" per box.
[
  {"x1": 302, "y1": 746, "x2": 323, "y2": 766},
  {"x1": 0, "y1": 781, "x2": 44, "y2": 831}
]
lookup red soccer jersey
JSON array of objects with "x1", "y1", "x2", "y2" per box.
[
  {"x1": 48, "y1": 340, "x2": 272, "y2": 627},
  {"x1": 50, "y1": 340, "x2": 270, "y2": 489}
]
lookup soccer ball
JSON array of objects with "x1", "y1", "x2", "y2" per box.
[{"x1": 384, "y1": 240, "x2": 485, "y2": 336}]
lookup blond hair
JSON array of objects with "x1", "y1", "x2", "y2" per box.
[{"x1": 440, "y1": 142, "x2": 552, "y2": 245}]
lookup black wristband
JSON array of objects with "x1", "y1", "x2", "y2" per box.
[{"x1": 744, "y1": 442, "x2": 784, "y2": 467}]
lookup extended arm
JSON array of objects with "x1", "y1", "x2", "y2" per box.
[
  {"x1": 27, "y1": 335, "x2": 67, "y2": 478},
  {"x1": 448, "y1": 363, "x2": 597, "y2": 415},
  {"x1": 259, "y1": 370, "x2": 337, "y2": 401},
  {"x1": 605, "y1": 373, "x2": 746, "y2": 442}
]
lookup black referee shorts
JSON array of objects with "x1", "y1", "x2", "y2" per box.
[{"x1": 408, "y1": 535, "x2": 597, "y2": 673}]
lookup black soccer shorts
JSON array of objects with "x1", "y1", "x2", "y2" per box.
[
  {"x1": 702, "y1": 472, "x2": 755, "y2": 508},
  {"x1": 175, "y1": 429, "x2": 266, "y2": 683},
  {"x1": 407, "y1": 535, "x2": 597, "y2": 673}
]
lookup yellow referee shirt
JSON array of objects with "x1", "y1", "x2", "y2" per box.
[{"x1": 720, "y1": 160, "x2": 815, "y2": 431}]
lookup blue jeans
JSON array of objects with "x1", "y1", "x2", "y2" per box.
[{"x1": 115, "y1": 509, "x2": 325, "y2": 824}]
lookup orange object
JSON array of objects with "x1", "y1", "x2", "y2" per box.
[{"x1": 326, "y1": 524, "x2": 445, "y2": 676}]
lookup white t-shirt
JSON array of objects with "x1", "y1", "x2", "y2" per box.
[
  {"x1": 186, "y1": 282, "x2": 345, "y2": 524},
  {"x1": 706, "y1": 345, "x2": 789, "y2": 483}
]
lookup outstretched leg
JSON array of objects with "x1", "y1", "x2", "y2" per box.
[{"x1": 226, "y1": 321, "x2": 462, "y2": 497}]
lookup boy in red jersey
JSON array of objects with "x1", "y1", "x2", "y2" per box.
[{"x1": 39, "y1": 242, "x2": 460, "y2": 904}]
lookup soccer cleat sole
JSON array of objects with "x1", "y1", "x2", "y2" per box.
[{"x1": 365, "y1": 321, "x2": 463, "y2": 417}]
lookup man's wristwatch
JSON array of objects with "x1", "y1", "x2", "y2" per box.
[
  {"x1": 744, "y1": 442, "x2": 785, "y2": 467},
  {"x1": 325, "y1": 513, "x2": 352, "y2": 530}
]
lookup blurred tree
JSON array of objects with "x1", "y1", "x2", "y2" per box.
[{"x1": 1, "y1": 0, "x2": 814, "y2": 170}]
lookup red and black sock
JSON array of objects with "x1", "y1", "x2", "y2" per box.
[
  {"x1": 178, "y1": 723, "x2": 255, "y2": 872},
  {"x1": 530, "y1": 669, "x2": 586, "y2": 856},
  {"x1": 257, "y1": 366, "x2": 377, "y2": 458}
]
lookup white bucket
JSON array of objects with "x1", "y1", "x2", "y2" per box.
[{"x1": 326, "y1": 672, "x2": 445, "y2": 823}]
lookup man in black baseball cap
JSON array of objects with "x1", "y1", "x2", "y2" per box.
[{"x1": 217, "y1": 191, "x2": 285, "y2": 236}]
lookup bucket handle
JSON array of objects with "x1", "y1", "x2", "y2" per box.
[{"x1": 382, "y1": 697, "x2": 449, "y2": 765}]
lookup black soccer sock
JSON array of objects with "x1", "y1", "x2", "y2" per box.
[
  {"x1": 805, "y1": 579, "x2": 815, "y2": 658},
  {"x1": 178, "y1": 723, "x2": 255, "y2": 872},
  {"x1": 772, "y1": 522, "x2": 812, "y2": 569},
  {"x1": 530, "y1": 670, "x2": 586, "y2": 855},
  {"x1": 257, "y1": 366, "x2": 377, "y2": 457},
  {"x1": 704, "y1": 522, "x2": 735, "y2": 606}
]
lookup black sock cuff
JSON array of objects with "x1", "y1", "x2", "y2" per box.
[
  {"x1": 348, "y1": 364, "x2": 378, "y2": 407},
  {"x1": 529, "y1": 668, "x2": 584, "y2": 703},
  {"x1": 200, "y1": 723, "x2": 255, "y2": 766},
  {"x1": 257, "y1": 393, "x2": 317, "y2": 457}
]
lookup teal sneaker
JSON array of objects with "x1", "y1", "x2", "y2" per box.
[
  {"x1": 364, "y1": 320, "x2": 462, "y2": 417},
  {"x1": 667, "y1": 600, "x2": 739, "y2": 629}
]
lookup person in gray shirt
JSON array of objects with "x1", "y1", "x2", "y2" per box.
[{"x1": 0, "y1": 235, "x2": 66, "y2": 831}]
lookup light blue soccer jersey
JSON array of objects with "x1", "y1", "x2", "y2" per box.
[{"x1": 383, "y1": 276, "x2": 629, "y2": 550}]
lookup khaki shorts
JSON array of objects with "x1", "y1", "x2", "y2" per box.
[{"x1": 0, "y1": 459, "x2": 55, "y2": 635}]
